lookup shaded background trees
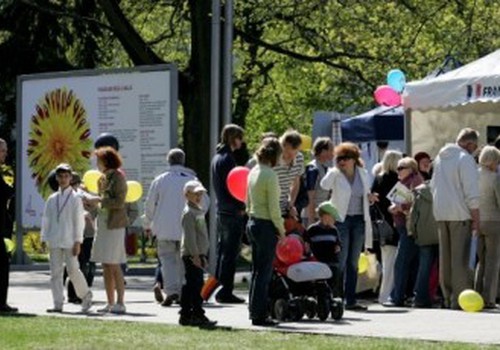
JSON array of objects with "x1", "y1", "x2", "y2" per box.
[{"x1": 1, "y1": 0, "x2": 500, "y2": 183}]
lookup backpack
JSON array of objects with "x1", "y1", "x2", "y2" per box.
[
  {"x1": 295, "y1": 165, "x2": 313, "y2": 211},
  {"x1": 408, "y1": 181, "x2": 439, "y2": 246},
  {"x1": 295, "y1": 161, "x2": 328, "y2": 211}
]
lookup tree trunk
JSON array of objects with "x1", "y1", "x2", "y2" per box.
[{"x1": 182, "y1": 0, "x2": 212, "y2": 186}]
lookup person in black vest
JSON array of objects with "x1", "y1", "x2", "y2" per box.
[{"x1": 0, "y1": 138, "x2": 17, "y2": 313}]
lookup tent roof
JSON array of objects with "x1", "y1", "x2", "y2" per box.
[
  {"x1": 341, "y1": 106, "x2": 404, "y2": 142},
  {"x1": 404, "y1": 49, "x2": 500, "y2": 110}
]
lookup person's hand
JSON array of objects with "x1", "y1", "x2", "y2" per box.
[
  {"x1": 289, "y1": 206, "x2": 298, "y2": 219},
  {"x1": 72, "y1": 242, "x2": 81, "y2": 256},
  {"x1": 368, "y1": 193, "x2": 379, "y2": 204},
  {"x1": 307, "y1": 207, "x2": 316, "y2": 225},
  {"x1": 334, "y1": 245, "x2": 341, "y2": 254},
  {"x1": 201, "y1": 256, "x2": 208, "y2": 269},
  {"x1": 472, "y1": 219, "x2": 480, "y2": 234},
  {"x1": 191, "y1": 255, "x2": 202, "y2": 269},
  {"x1": 83, "y1": 196, "x2": 101, "y2": 206}
]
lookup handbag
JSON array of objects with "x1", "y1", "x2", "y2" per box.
[{"x1": 370, "y1": 204, "x2": 394, "y2": 246}]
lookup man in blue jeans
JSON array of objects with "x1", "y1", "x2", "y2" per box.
[{"x1": 212, "y1": 124, "x2": 246, "y2": 304}]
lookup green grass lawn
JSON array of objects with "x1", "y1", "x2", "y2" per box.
[{"x1": 0, "y1": 316, "x2": 495, "y2": 350}]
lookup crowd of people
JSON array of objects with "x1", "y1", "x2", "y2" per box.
[{"x1": 1, "y1": 125, "x2": 499, "y2": 328}]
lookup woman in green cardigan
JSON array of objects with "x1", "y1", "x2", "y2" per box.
[{"x1": 246, "y1": 137, "x2": 285, "y2": 326}]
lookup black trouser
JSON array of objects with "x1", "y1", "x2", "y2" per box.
[
  {"x1": 215, "y1": 213, "x2": 245, "y2": 297},
  {"x1": 326, "y1": 262, "x2": 343, "y2": 299},
  {"x1": 0, "y1": 238, "x2": 10, "y2": 307},
  {"x1": 66, "y1": 237, "x2": 95, "y2": 299},
  {"x1": 180, "y1": 256, "x2": 204, "y2": 317}
]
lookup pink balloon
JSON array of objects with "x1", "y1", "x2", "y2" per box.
[
  {"x1": 227, "y1": 166, "x2": 250, "y2": 202},
  {"x1": 374, "y1": 85, "x2": 401, "y2": 106}
]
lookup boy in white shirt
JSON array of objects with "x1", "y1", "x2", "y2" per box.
[{"x1": 41, "y1": 163, "x2": 93, "y2": 313}]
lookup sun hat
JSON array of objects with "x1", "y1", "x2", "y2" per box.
[{"x1": 317, "y1": 201, "x2": 340, "y2": 220}]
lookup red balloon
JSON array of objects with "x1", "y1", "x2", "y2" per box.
[
  {"x1": 226, "y1": 166, "x2": 250, "y2": 202},
  {"x1": 374, "y1": 85, "x2": 401, "y2": 106},
  {"x1": 276, "y1": 235, "x2": 304, "y2": 265}
]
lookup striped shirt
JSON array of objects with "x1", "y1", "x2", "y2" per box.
[{"x1": 274, "y1": 152, "x2": 305, "y2": 214}]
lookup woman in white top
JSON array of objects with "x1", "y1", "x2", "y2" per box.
[
  {"x1": 475, "y1": 146, "x2": 500, "y2": 308},
  {"x1": 321, "y1": 142, "x2": 374, "y2": 311}
]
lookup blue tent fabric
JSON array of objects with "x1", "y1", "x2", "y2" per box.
[{"x1": 341, "y1": 106, "x2": 404, "y2": 142}]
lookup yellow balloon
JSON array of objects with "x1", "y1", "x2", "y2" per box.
[
  {"x1": 300, "y1": 134, "x2": 312, "y2": 151},
  {"x1": 4, "y1": 238, "x2": 15, "y2": 254},
  {"x1": 83, "y1": 170, "x2": 102, "y2": 193},
  {"x1": 126, "y1": 181, "x2": 143, "y2": 203},
  {"x1": 458, "y1": 289, "x2": 484, "y2": 312},
  {"x1": 358, "y1": 253, "x2": 369, "y2": 274}
]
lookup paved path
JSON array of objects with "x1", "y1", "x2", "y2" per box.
[{"x1": 6, "y1": 269, "x2": 500, "y2": 345}]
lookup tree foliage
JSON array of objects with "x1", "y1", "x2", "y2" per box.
[{"x1": 1, "y1": 0, "x2": 500, "y2": 180}]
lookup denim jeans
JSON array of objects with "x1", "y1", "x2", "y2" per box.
[
  {"x1": 414, "y1": 244, "x2": 438, "y2": 306},
  {"x1": 180, "y1": 256, "x2": 204, "y2": 317},
  {"x1": 215, "y1": 214, "x2": 245, "y2": 297},
  {"x1": 247, "y1": 218, "x2": 278, "y2": 320},
  {"x1": 390, "y1": 226, "x2": 419, "y2": 305},
  {"x1": 336, "y1": 215, "x2": 365, "y2": 306}
]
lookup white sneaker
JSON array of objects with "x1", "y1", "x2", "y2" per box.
[
  {"x1": 110, "y1": 303, "x2": 126, "y2": 314},
  {"x1": 81, "y1": 291, "x2": 93, "y2": 313},
  {"x1": 97, "y1": 304, "x2": 112, "y2": 313}
]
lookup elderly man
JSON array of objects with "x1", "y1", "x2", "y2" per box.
[
  {"x1": 0, "y1": 138, "x2": 17, "y2": 313},
  {"x1": 144, "y1": 149, "x2": 199, "y2": 306},
  {"x1": 431, "y1": 128, "x2": 480, "y2": 309}
]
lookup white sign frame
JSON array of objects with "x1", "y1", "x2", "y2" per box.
[{"x1": 15, "y1": 65, "x2": 177, "y2": 257}]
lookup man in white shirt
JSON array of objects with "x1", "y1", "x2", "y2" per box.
[
  {"x1": 41, "y1": 163, "x2": 93, "y2": 313},
  {"x1": 144, "y1": 149, "x2": 199, "y2": 306},
  {"x1": 431, "y1": 128, "x2": 480, "y2": 309}
]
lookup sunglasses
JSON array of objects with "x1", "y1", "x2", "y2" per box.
[
  {"x1": 397, "y1": 166, "x2": 408, "y2": 171},
  {"x1": 336, "y1": 155, "x2": 352, "y2": 162}
]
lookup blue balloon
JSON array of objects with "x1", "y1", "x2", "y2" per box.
[{"x1": 387, "y1": 69, "x2": 406, "y2": 93}]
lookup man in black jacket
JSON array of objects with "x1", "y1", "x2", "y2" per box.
[
  {"x1": 0, "y1": 138, "x2": 17, "y2": 313},
  {"x1": 211, "y1": 124, "x2": 246, "y2": 304}
]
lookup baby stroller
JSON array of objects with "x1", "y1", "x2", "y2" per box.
[{"x1": 269, "y1": 234, "x2": 344, "y2": 322}]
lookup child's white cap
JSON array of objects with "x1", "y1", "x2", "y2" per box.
[{"x1": 184, "y1": 180, "x2": 207, "y2": 194}]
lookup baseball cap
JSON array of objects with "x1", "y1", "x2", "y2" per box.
[
  {"x1": 55, "y1": 163, "x2": 73, "y2": 174},
  {"x1": 184, "y1": 180, "x2": 207, "y2": 194},
  {"x1": 317, "y1": 201, "x2": 340, "y2": 220}
]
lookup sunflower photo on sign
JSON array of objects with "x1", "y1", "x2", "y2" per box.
[
  {"x1": 27, "y1": 88, "x2": 93, "y2": 199},
  {"x1": 0, "y1": 164, "x2": 14, "y2": 187}
]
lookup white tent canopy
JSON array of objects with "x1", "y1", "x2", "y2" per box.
[
  {"x1": 404, "y1": 49, "x2": 500, "y2": 111},
  {"x1": 403, "y1": 49, "x2": 500, "y2": 158}
]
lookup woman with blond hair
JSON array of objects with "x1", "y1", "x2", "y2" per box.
[
  {"x1": 475, "y1": 145, "x2": 500, "y2": 308},
  {"x1": 320, "y1": 142, "x2": 375, "y2": 311},
  {"x1": 371, "y1": 150, "x2": 402, "y2": 304},
  {"x1": 384, "y1": 157, "x2": 423, "y2": 307}
]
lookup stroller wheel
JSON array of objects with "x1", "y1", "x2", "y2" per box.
[
  {"x1": 331, "y1": 297, "x2": 344, "y2": 320},
  {"x1": 305, "y1": 298, "x2": 317, "y2": 319},
  {"x1": 273, "y1": 298, "x2": 288, "y2": 321},
  {"x1": 288, "y1": 299, "x2": 304, "y2": 321},
  {"x1": 317, "y1": 296, "x2": 330, "y2": 321}
]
